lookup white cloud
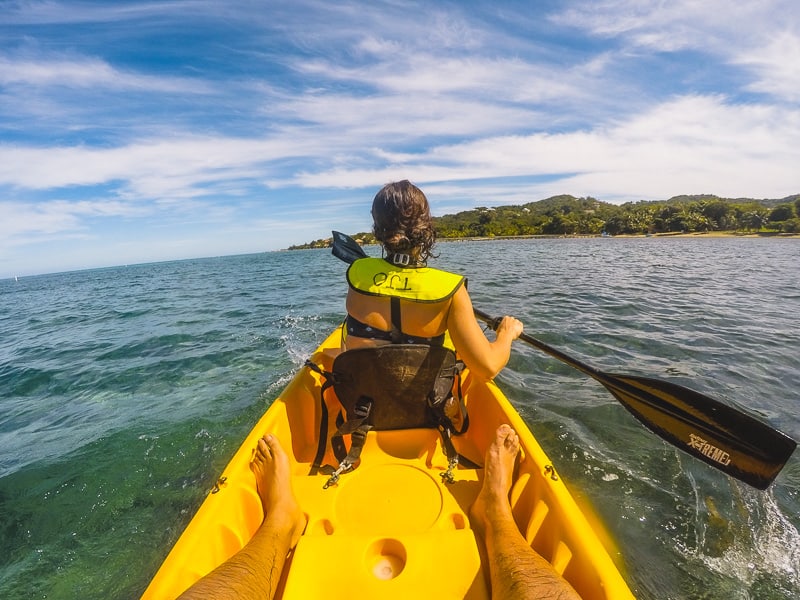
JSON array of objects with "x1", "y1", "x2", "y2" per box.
[
  {"x1": 295, "y1": 39, "x2": 610, "y2": 106},
  {"x1": 0, "y1": 54, "x2": 212, "y2": 93},
  {"x1": 2, "y1": 201, "x2": 84, "y2": 238},
  {"x1": 0, "y1": 135, "x2": 315, "y2": 197},
  {"x1": 551, "y1": 1, "x2": 793, "y2": 48},
  {"x1": 551, "y1": 0, "x2": 800, "y2": 103},
  {"x1": 3, "y1": 90, "x2": 796, "y2": 208},
  {"x1": 1, "y1": 0, "x2": 215, "y2": 25},
  {"x1": 285, "y1": 95, "x2": 800, "y2": 201},
  {"x1": 0, "y1": 197, "x2": 150, "y2": 258},
  {"x1": 733, "y1": 32, "x2": 800, "y2": 102}
]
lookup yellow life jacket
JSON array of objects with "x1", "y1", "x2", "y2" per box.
[{"x1": 346, "y1": 257, "x2": 465, "y2": 303}]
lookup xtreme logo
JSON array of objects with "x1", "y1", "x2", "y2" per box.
[{"x1": 688, "y1": 433, "x2": 731, "y2": 466}]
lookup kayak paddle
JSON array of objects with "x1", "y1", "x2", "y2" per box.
[
  {"x1": 329, "y1": 230, "x2": 796, "y2": 489},
  {"x1": 474, "y1": 309, "x2": 796, "y2": 490},
  {"x1": 331, "y1": 230, "x2": 370, "y2": 263}
]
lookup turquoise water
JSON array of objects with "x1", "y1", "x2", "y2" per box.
[{"x1": 1, "y1": 238, "x2": 798, "y2": 599}]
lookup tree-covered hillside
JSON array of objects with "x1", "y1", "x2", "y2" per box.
[
  {"x1": 433, "y1": 194, "x2": 800, "y2": 238},
  {"x1": 288, "y1": 193, "x2": 800, "y2": 249}
]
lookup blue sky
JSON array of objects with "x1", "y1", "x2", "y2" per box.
[{"x1": 2, "y1": 0, "x2": 799, "y2": 277}]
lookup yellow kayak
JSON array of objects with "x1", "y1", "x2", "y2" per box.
[{"x1": 142, "y1": 329, "x2": 636, "y2": 599}]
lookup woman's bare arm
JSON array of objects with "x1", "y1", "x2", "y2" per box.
[{"x1": 446, "y1": 286, "x2": 523, "y2": 380}]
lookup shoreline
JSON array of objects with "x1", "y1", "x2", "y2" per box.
[
  {"x1": 435, "y1": 231, "x2": 800, "y2": 242},
  {"x1": 613, "y1": 231, "x2": 800, "y2": 239},
  {"x1": 287, "y1": 230, "x2": 800, "y2": 251}
]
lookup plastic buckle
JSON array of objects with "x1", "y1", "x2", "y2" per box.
[{"x1": 390, "y1": 253, "x2": 411, "y2": 266}]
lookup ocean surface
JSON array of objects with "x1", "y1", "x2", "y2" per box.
[{"x1": 1, "y1": 237, "x2": 799, "y2": 599}]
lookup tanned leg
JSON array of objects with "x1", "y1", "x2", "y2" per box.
[
  {"x1": 470, "y1": 425, "x2": 582, "y2": 600},
  {"x1": 178, "y1": 434, "x2": 306, "y2": 600}
]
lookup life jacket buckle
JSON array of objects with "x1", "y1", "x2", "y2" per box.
[{"x1": 389, "y1": 253, "x2": 412, "y2": 266}]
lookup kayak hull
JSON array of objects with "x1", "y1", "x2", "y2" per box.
[{"x1": 142, "y1": 330, "x2": 635, "y2": 599}]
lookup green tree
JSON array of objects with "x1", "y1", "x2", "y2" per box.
[
  {"x1": 743, "y1": 210, "x2": 769, "y2": 232},
  {"x1": 783, "y1": 218, "x2": 800, "y2": 233},
  {"x1": 699, "y1": 200, "x2": 731, "y2": 230},
  {"x1": 769, "y1": 203, "x2": 796, "y2": 222},
  {"x1": 541, "y1": 215, "x2": 561, "y2": 235},
  {"x1": 603, "y1": 214, "x2": 628, "y2": 235}
]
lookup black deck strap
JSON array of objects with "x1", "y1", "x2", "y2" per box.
[
  {"x1": 456, "y1": 453, "x2": 482, "y2": 469},
  {"x1": 338, "y1": 426, "x2": 369, "y2": 468},
  {"x1": 331, "y1": 411, "x2": 346, "y2": 464},
  {"x1": 438, "y1": 425, "x2": 458, "y2": 461},
  {"x1": 305, "y1": 360, "x2": 334, "y2": 475},
  {"x1": 426, "y1": 359, "x2": 469, "y2": 437},
  {"x1": 331, "y1": 397, "x2": 372, "y2": 464},
  {"x1": 338, "y1": 397, "x2": 373, "y2": 435},
  {"x1": 451, "y1": 362, "x2": 469, "y2": 435}
]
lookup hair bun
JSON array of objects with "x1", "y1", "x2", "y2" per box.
[{"x1": 371, "y1": 181, "x2": 436, "y2": 263}]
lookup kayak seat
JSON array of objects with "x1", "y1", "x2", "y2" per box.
[
  {"x1": 305, "y1": 345, "x2": 471, "y2": 487},
  {"x1": 331, "y1": 345, "x2": 462, "y2": 431}
]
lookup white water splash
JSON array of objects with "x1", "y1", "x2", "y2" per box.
[{"x1": 685, "y1": 483, "x2": 800, "y2": 594}]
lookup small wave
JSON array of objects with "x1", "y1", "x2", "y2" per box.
[
  {"x1": 679, "y1": 484, "x2": 800, "y2": 594},
  {"x1": 277, "y1": 313, "x2": 341, "y2": 366}
]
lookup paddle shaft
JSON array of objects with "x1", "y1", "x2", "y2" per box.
[{"x1": 474, "y1": 309, "x2": 605, "y2": 378}]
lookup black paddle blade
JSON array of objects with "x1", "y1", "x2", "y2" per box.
[
  {"x1": 599, "y1": 374, "x2": 796, "y2": 490},
  {"x1": 331, "y1": 230, "x2": 367, "y2": 264}
]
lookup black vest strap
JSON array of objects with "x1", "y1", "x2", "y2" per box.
[{"x1": 390, "y1": 296, "x2": 402, "y2": 344}]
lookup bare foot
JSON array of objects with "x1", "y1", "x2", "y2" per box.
[
  {"x1": 469, "y1": 424, "x2": 520, "y2": 538},
  {"x1": 251, "y1": 434, "x2": 306, "y2": 546}
]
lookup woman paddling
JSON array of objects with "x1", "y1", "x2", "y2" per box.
[{"x1": 343, "y1": 180, "x2": 523, "y2": 381}]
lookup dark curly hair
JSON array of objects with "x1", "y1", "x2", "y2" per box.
[{"x1": 371, "y1": 180, "x2": 436, "y2": 264}]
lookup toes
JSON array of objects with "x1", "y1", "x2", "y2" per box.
[
  {"x1": 504, "y1": 431, "x2": 519, "y2": 452},
  {"x1": 263, "y1": 434, "x2": 283, "y2": 459},
  {"x1": 495, "y1": 425, "x2": 518, "y2": 449},
  {"x1": 254, "y1": 437, "x2": 269, "y2": 460},
  {"x1": 256, "y1": 434, "x2": 278, "y2": 457},
  {"x1": 497, "y1": 423, "x2": 513, "y2": 438}
]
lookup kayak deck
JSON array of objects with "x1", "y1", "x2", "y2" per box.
[
  {"x1": 283, "y1": 429, "x2": 487, "y2": 598},
  {"x1": 142, "y1": 331, "x2": 635, "y2": 599}
]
